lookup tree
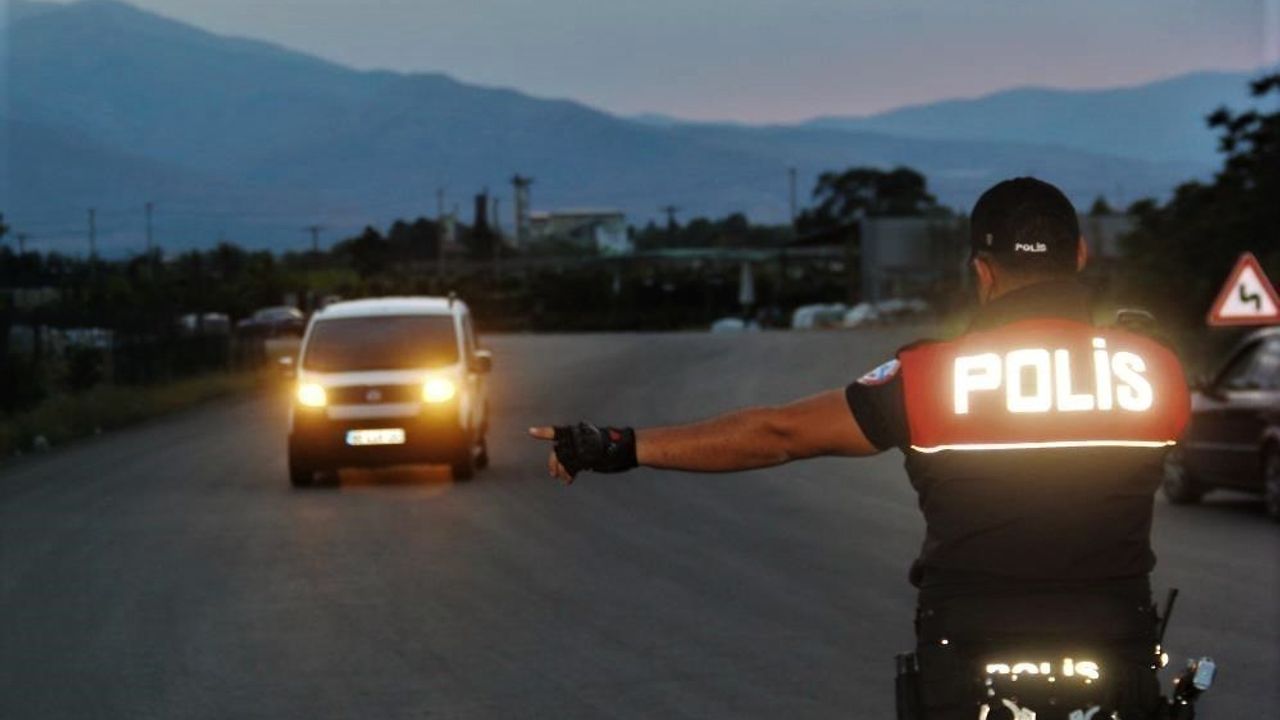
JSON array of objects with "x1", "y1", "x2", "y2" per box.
[
  {"x1": 386, "y1": 217, "x2": 440, "y2": 261},
  {"x1": 1089, "y1": 196, "x2": 1114, "y2": 216},
  {"x1": 630, "y1": 213, "x2": 788, "y2": 250},
  {"x1": 336, "y1": 226, "x2": 394, "y2": 279},
  {"x1": 1122, "y1": 73, "x2": 1280, "y2": 325},
  {"x1": 797, "y1": 166, "x2": 937, "y2": 233}
]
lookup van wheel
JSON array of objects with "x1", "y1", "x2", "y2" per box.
[
  {"x1": 289, "y1": 453, "x2": 315, "y2": 488},
  {"x1": 1264, "y1": 447, "x2": 1280, "y2": 521},
  {"x1": 1162, "y1": 447, "x2": 1204, "y2": 504},
  {"x1": 451, "y1": 444, "x2": 476, "y2": 481},
  {"x1": 475, "y1": 437, "x2": 490, "y2": 470}
]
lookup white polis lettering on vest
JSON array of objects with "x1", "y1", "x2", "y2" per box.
[
  {"x1": 983, "y1": 657, "x2": 1101, "y2": 680},
  {"x1": 953, "y1": 338, "x2": 1154, "y2": 415}
]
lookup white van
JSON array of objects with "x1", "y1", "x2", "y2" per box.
[{"x1": 286, "y1": 296, "x2": 491, "y2": 486}]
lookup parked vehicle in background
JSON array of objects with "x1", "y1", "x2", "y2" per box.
[
  {"x1": 178, "y1": 312, "x2": 231, "y2": 336},
  {"x1": 709, "y1": 317, "x2": 760, "y2": 333},
  {"x1": 790, "y1": 303, "x2": 849, "y2": 329},
  {"x1": 236, "y1": 306, "x2": 305, "y2": 337},
  {"x1": 286, "y1": 297, "x2": 492, "y2": 487},
  {"x1": 1164, "y1": 326, "x2": 1280, "y2": 518},
  {"x1": 789, "y1": 298, "x2": 930, "y2": 330}
]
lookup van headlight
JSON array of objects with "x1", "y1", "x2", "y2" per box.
[
  {"x1": 423, "y1": 377, "x2": 456, "y2": 403},
  {"x1": 296, "y1": 383, "x2": 328, "y2": 408}
]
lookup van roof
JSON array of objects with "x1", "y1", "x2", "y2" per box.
[{"x1": 314, "y1": 296, "x2": 465, "y2": 320}]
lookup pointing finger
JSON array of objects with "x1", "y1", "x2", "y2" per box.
[{"x1": 528, "y1": 426, "x2": 555, "y2": 440}]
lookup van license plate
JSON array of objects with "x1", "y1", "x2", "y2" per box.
[{"x1": 346, "y1": 428, "x2": 406, "y2": 446}]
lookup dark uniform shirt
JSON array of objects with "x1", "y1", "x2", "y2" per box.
[{"x1": 846, "y1": 281, "x2": 1190, "y2": 606}]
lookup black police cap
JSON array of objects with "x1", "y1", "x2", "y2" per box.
[{"x1": 970, "y1": 177, "x2": 1080, "y2": 271}]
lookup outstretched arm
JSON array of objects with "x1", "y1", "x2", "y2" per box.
[{"x1": 529, "y1": 388, "x2": 881, "y2": 483}]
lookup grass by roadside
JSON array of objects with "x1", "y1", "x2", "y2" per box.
[{"x1": 0, "y1": 370, "x2": 275, "y2": 458}]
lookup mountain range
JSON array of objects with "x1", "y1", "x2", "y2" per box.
[
  {"x1": 804, "y1": 70, "x2": 1259, "y2": 167},
  {"x1": 0, "y1": 0, "x2": 1265, "y2": 255}
]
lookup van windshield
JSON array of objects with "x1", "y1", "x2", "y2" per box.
[{"x1": 302, "y1": 316, "x2": 459, "y2": 371}]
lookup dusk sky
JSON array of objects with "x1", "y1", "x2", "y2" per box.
[{"x1": 34, "y1": 0, "x2": 1280, "y2": 121}]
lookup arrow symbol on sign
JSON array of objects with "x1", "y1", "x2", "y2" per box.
[{"x1": 1240, "y1": 284, "x2": 1262, "y2": 311}]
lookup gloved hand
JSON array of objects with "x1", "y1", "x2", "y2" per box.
[{"x1": 528, "y1": 423, "x2": 637, "y2": 483}]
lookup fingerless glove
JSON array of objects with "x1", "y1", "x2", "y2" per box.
[{"x1": 552, "y1": 423, "x2": 638, "y2": 476}]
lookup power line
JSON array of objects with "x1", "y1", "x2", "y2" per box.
[
  {"x1": 10, "y1": 197, "x2": 493, "y2": 227},
  {"x1": 8, "y1": 223, "x2": 83, "y2": 234}
]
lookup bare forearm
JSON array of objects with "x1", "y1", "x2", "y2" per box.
[{"x1": 635, "y1": 407, "x2": 801, "y2": 472}]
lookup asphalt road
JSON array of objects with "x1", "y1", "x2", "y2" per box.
[{"x1": 2, "y1": 330, "x2": 1276, "y2": 719}]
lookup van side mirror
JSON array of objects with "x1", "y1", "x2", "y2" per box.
[
  {"x1": 473, "y1": 349, "x2": 492, "y2": 374},
  {"x1": 277, "y1": 355, "x2": 296, "y2": 379}
]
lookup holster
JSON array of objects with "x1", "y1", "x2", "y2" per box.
[{"x1": 895, "y1": 652, "x2": 921, "y2": 720}]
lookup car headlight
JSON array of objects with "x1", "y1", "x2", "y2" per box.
[
  {"x1": 423, "y1": 377, "x2": 456, "y2": 403},
  {"x1": 296, "y1": 382, "x2": 328, "y2": 408}
]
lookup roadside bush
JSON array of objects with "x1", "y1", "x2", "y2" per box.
[
  {"x1": 0, "y1": 353, "x2": 47, "y2": 413},
  {"x1": 0, "y1": 369, "x2": 270, "y2": 456},
  {"x1": 64, "y1": 346, "x2": 105, "y2": 393}
]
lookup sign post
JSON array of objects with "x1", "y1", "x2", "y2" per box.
[{"x1": 1206, "y1": 252, "x2": 1280, "y2": 327}]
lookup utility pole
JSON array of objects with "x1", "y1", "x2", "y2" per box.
[
  {"x1": 660, "y1": 203, "x2": 680, "y2": 230},
  {"x1": 303, "y1": 224, "x2": 324, "y2": 253},
  {"x1": 16, "y1": 232, "x2": 28, "y2": 254},
  {"x1": 88, "y1": 207, "x2": 97, "y2": 259},
  {"x1": 659, "y1": 205, "x2": 681, "y2": 249},
  {"x1": 491, "y1": 196, "x2": 502, "y2": 281},
  {"x1": 436, "y1": 187, "x2": 447, "y2": 281},
  {"x1": 511, "y1": 174, "x2": 533, "y2": 247},
  {"x1": 788, "y1": 167, "x2": 798, "y2": 227},
  {"x1": 145, "y1": 201, "x2": 154, "y2": 253}
]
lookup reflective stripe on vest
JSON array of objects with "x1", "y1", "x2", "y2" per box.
[{"x1": 898, "y1": 318, "x2": 1190, "y2": 453}]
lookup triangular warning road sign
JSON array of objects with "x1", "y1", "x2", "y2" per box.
[{"x1": 1207, "y1": 252, "x2": 1280, "y2": 326}]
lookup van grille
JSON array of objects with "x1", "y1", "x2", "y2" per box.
[{"x1": 327, "y1": 384, "x2": 420, "y2": 405}]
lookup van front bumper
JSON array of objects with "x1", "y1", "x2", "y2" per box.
[{"x1": 289, "y1": 403, "x2": 467, "y2": 468}]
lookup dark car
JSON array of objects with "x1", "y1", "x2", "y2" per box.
[
  {"x1": 235, "y1": 306, "x2": 305, "y2": 337},
  {"x1": 1164, "y1": 326, "x2": 1280, "y2": 518}
]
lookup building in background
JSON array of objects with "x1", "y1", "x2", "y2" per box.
[
  {"x1": 1080, "y1": 213, "x2": 1136, "y2": 261},
  {"x1": 855, "y1": 213, "x2": 1136, "y2": 303},
  {"x1": 528, "y1": 210, "x2": 632, "y2": 255},
  {"x1": 858, "y1": 217, "x2": 968, "y2": 303}
]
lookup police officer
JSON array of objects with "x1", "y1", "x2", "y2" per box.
[{"x1": 530, "y1": 178, "x2": 1190, "y2": 719}]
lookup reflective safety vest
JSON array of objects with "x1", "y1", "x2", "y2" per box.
[
  {"x1": 899, "y1": 318, "x2": 1190, "y2": 455},
  {"x1": 895, "y1": 316, "x2": 1191, "y2": 590}
]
